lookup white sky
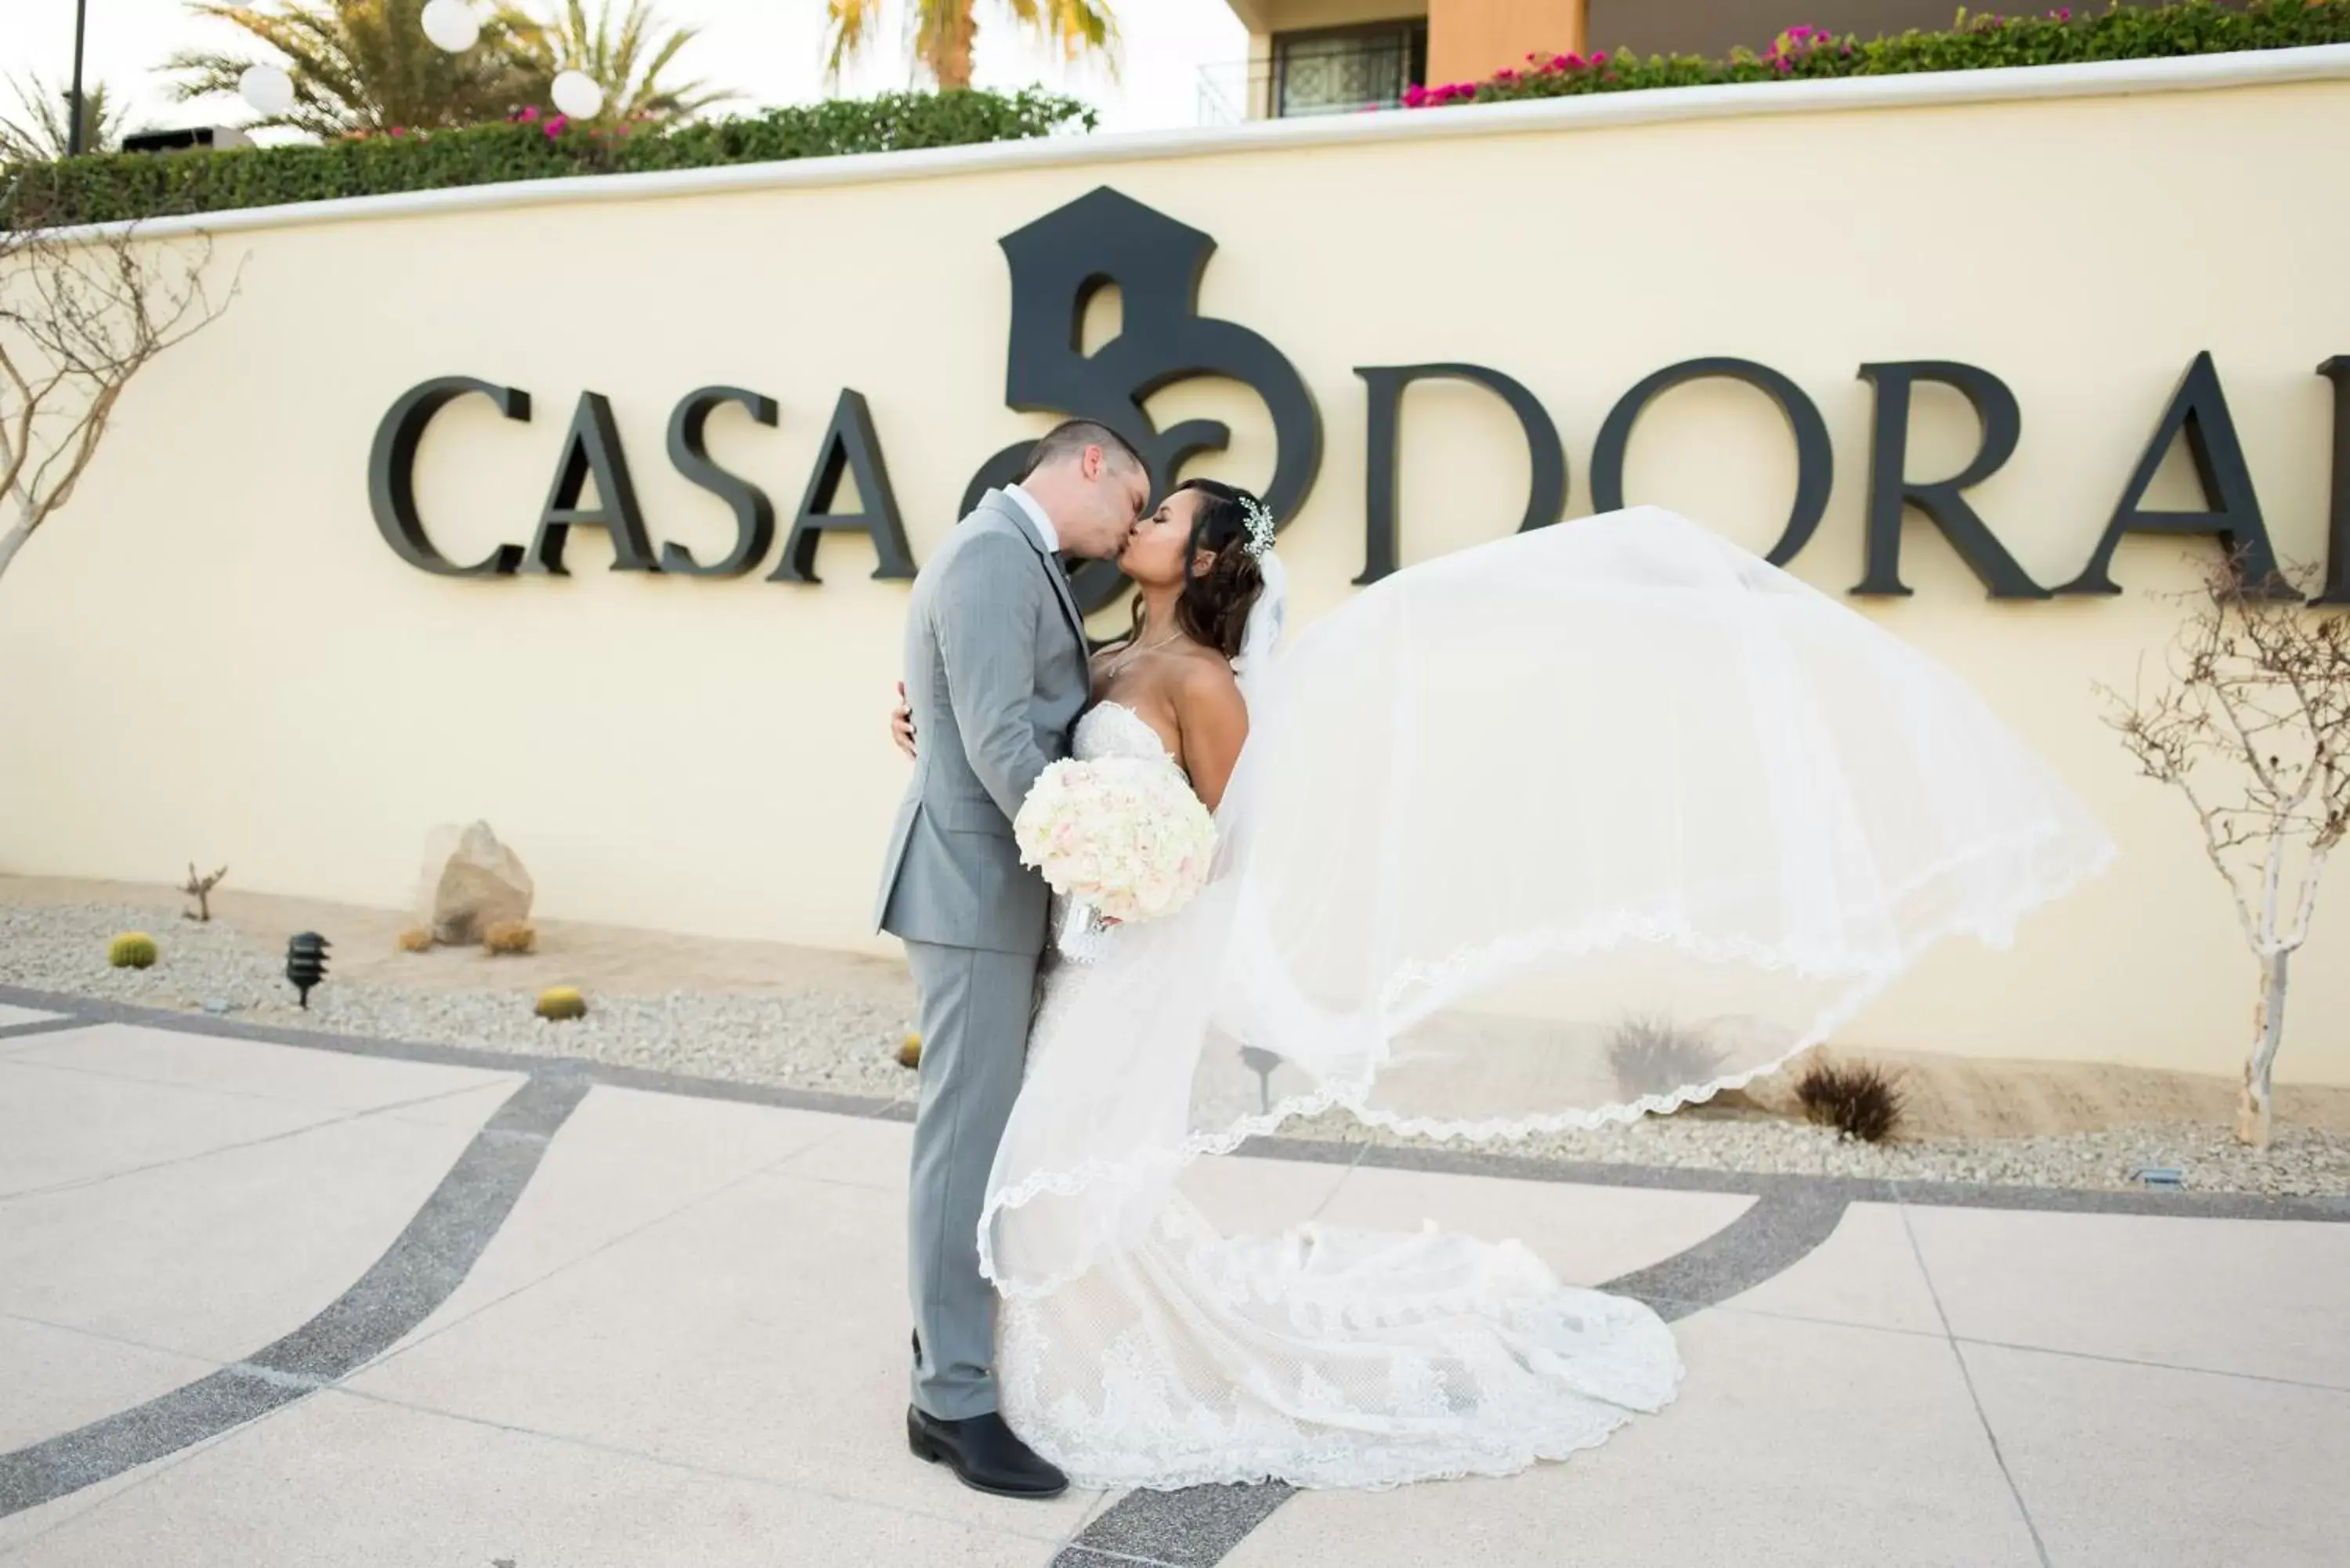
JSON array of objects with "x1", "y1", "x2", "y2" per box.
[{"x1": 2, "y1": 1, "x2": 1249, "y2": 139}]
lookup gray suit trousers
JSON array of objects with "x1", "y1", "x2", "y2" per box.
[{"x1": 903, "y1": 938, "x2": 1038, "y2": 1420}]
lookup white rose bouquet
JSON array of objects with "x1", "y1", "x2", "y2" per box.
[{"x1": 1014, "y1": 757, "x2": 1217, "y2": 924}]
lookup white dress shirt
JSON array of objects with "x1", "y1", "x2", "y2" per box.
[{"x1": 1004, "y1": 482, "x2": 1060, "y2": 554}]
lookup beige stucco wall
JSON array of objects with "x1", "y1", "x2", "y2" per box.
[{"x1": 4, "y1": 58, "x2": 2347, "y2": 1084}]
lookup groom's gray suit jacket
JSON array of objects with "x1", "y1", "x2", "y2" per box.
[
  {"x1": 875, "y1": 487, "x2": 1091, "y2": 954},
  {"x1": 877, "y1": 490, "x2": 1090, "y2": 1420}
]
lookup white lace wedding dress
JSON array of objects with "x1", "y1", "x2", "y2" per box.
[
  {"x1": 996, "y1": 702, "x2": 1687, "y2": 1491},
  {"x1": 983, "y1": 508, "x2": 2110, "y2": 1493}
]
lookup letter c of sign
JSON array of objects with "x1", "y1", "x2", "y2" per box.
[{"x1": 367, "y1": 377, "x2": 532, "y2": 576}]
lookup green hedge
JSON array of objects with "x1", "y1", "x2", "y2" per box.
[
  {"x1": 1405, "y1": 0, "x2": 2350, "y2": 107},
  {"x1": 2, "y1": 89, "x2": 1095, "y2": 230}
]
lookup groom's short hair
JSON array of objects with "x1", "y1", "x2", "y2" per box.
[{"x1": 1018, "y1": 419, "x2": 1144, "y2": 482}]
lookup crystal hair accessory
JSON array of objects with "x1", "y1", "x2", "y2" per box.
[{"x1": 1240, "y1": 496, "x2": 1275, "y2": 558}]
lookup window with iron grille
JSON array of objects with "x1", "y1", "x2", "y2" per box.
[{"x1": 1272, "y1": 21, "x2": 1429, "y2": 117}]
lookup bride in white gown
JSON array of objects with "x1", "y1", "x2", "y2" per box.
[{"x1": 966, "y1": 483, "x2": 2111, "y2": 1492}]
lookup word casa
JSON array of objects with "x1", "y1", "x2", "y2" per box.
[{"x1": 367, "y1": 378, "x2": 911, "y2": 583}]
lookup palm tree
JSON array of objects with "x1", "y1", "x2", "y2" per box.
[
  {"x1": 0, "y1": 74, "x2": 134, "y2": 161},
  {"x1": 164, "y1": 0, "x2": 551, "y2": 137},
  {"x1": 822, "y1": 0, "x2": 1119, "y2": 93},
  {"x1": 519, "y1": 0, "x2": 728, "y2": 124}
]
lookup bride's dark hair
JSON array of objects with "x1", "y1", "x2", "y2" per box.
[{"x1": 1126, "y1": 479, "x2": 1267, "y2": 659}]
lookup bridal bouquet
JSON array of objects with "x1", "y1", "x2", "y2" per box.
[{"x1": 1014, "y1": 757, "x2": 1217, "y2": 923}]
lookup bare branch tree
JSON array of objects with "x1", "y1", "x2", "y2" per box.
[
  {"x1": 2097, "y1": 556, "x2": 2350, "y2": 1147},
  {"x1": 181, "y1": 862, "x2": 230, "y2": 923},
  {"x1": 0, "y1": 192, "x2": 239, "y2": 589}
]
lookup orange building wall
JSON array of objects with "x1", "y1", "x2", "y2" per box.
[{"x1": 1428, "y1": 0, "x2": 1588, "y2": 84}]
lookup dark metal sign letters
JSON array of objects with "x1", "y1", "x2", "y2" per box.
[{"x1": 369, "y1": 187, "x2": 2350, "y2": 607}]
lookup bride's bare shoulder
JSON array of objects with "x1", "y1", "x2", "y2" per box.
[
  {"x1": 1173, "y1": 648, "x2": 1242, "y2": 702},
  {"x1": 1173, "y1": 655, "x2": 1247, "y2": 743},
  {"x1": 1170, "y1": 653, "x2": 1248, "y2": 806}
]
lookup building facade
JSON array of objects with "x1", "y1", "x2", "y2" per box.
[{"x1": 1206, "y1": 0, "x2": 2148, "y2": 119}]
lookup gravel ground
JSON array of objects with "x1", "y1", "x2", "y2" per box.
[
  {"x1": 0, "y1": 902, "x2": 919, "y2": 1100},
  {"x1": 8, "y1": 902, "x2": 2346, "y2": 1198},
  {"x1": 1282, "y1": 1106, "x2": 2350, "y2": 1200}
]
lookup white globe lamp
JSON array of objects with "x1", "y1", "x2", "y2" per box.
[
  {"x1": 237, "y1": 64, "x2": 295, "y2": 117},
  {"x1": 551, "y1": 70, "x2": 606, "y2": 121},
  {"x1": 421, "y1": 0, "x2": 483, "y2": 53}
]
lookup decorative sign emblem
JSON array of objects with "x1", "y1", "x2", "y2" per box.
[{"x1": 956, "y1": 186, "x2": 1324, "y2": 613}]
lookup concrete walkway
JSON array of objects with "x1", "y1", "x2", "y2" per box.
[{"x1": 2, "y1": 998, "x2": 2345, "y2": 1567}]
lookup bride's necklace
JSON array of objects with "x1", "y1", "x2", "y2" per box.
[{"x1": 1101, "y1": 624, "x2": 1184, "y2": 681}]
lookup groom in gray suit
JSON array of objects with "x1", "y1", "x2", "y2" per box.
[{"x1": 876, "y1": 420, "x2": 1150, "y2": 1498}]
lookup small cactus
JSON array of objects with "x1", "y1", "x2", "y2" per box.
[
  {"x1": 897, "y1": 1032, "x2": 922, "y2": 1069},
  {"x1": 108, "y1": 932, "x2": 157, "y2": 970},
  {"x1": 535, "y1": 985, "x2": 587, "y2": 1022},
  {"x1": 483, "y1": 919, "x2": 537, "y2": 956},
  {"x1": 396, "y1": 926, "x2": 434, "y2": 954}
]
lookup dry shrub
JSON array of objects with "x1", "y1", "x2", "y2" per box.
[
  {"x1": 1607, "y1": 1016, "x2": 1726, "y2": 1100},
  {"x1": 396, "y1": 926, "x2": 434, "y2": 954},
  {"x1": 483, "y1": 919, "x2": 537, "y2": 956},
  {"x1": 1795, "y1": 1057, "x2": 1906, "y2": 1143}
]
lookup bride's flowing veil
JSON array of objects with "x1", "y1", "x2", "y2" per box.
[
  {"x1": 982, "y1": 504, "x2": 2113, "y2": 1306},
  {"x1": 1231, "y1": 547, "x2": 1289, "y2": 706}
]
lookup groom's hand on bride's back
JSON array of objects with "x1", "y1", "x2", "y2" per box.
[{"x1": 890, "y1": 680, "x2": 917, "y2": 760}]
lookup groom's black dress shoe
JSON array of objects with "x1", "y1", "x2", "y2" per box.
[{"x1": 907, "y1": 1406, "x2": 1068, "y2": 1500}]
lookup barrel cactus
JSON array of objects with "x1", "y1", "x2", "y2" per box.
[
  {"x1": 535, "y1": 985, "x2": 587, "y2": 1022},
  {"x1": 483, "y1": 919, "x2": 537, "y2": 956},
  {"x1": 108, "y1": 933, "x2": 158, "y2": 970}
]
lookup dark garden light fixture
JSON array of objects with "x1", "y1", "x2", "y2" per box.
[{"x1": 285, "y1": 931, "x2": 331, "y2": 1008}]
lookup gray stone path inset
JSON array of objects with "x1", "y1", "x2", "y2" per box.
[
  {"x1": 0, "y1": 1017, "x2": 85, "y2": 1046},
  {"x1": 1604, "y1": 1183, "x2": 1853, "y2": 1321},
  {"x1": 0, "y1": 1071, "x2": 588, "y2": 1516},
  {"x1": 1061, "y1": 1482, "x2": 1302, "y2": 1568}
]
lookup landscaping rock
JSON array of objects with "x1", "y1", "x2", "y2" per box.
[{"x1": 418, "y1": 822, "x2": 533, "y2": 946}]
